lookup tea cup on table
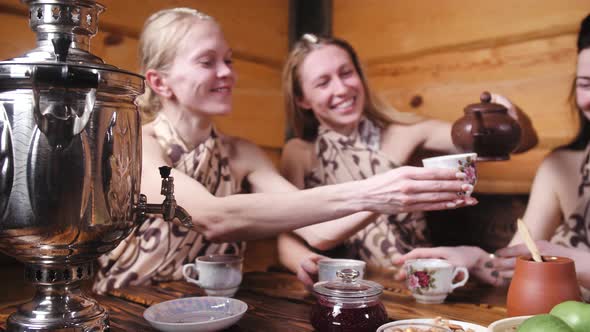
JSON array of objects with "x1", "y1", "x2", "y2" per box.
[
  {"x1": 404, "y1": 258, "x2": 469, "y2": 304},
  {"x1": 182, "y1": 254, "x2": 243, "y2": 297},
  {"x1": 318, "y1": 258, "x2": 366, "y2": 282},
  {"x1": 422, "y1": 152, "x2": 477, "y2": 196}
]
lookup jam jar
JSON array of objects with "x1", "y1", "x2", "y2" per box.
[{"x1": 310, "y1": 269, "x2": 388, "y2": 332}]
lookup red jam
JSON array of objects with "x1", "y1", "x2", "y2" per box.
[{"x1": 310, "y1": 297, "x2": 388, "y2": 332}]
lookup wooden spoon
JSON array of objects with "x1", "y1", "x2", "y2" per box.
[{"x1": 517, "y1": 218, "x2": 543, "y2": 262}]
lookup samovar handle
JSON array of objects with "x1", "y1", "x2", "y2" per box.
[
  {"x1": 30, "y1": 36, "x2": 100, "y2": 148},
  {"x1": 135, "y1": 166, "x2": 193, "y2": 229}
]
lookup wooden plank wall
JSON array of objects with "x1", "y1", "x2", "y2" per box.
[
  {"x1": 0, "y1": 0, "x2": 288, "y2": 271},
  {"x1": 334, "y1": 0, "x2": 589, "y2": 193},
  {"x1": 0, "y1": 0, "x2": 286, "y2": 165}
]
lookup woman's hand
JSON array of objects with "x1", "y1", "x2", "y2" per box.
[
  {"x1": 361, "y1": 166, "x2": 477, "y2": 215},
  {"x1": 393, "y1": 246, "x2": 485, "y2": 279},
  {"x1": 393, "y1": 246, "x2": 514, "y2": 287},
  {"x1": 296, "y1": 253, "x2": 328, "y2": 288},
  {"x1": 490, "y1": 93, "x2": 517, "y2": 120},
  {"x1": 490, "y1": 92, "x2": 538, "y2": 153},
  {"x1": 497, "y1": 240, "x2": 590, "y2": 289}
]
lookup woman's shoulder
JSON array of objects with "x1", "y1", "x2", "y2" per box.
[
  {"x1": 283, "y1": 138, "x2": 314, "y2": 154},
  {"x1": 217, "y1": 133, "x2": 264, "y2": 159},
  {"x1": 535, "y1": 148, "x2": 585, "y2": 183},
  {"x1": 142, "y1": 121, "x2": 157, "y2": 137},
  {"x1": 282, "y1": 138, "x2": 315, "y2": 162},
  {"x1": 280, "y1": 138, "x2": 316, "y2": 175},
  {"x1": 281, "y1": 138, "x2": 316, "y2": 180},
  {"x1": 542, "y1": 148, "x2": 585, "y2": 169}
]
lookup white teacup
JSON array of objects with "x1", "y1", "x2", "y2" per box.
[
  {"x1": 422, "y1": 152, "x2": 477, "y2": 195},
  {"x1": 404, "y1": 258, "x2": 469, "y2": 304},
  {"x1": 182, "y1": 254, "x2": 243, "y2": 297},
  {"x1": 318, "y1": 258, "x2": 366, "y2": 282}
]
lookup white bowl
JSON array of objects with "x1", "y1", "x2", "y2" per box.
[
  {"x1": 378, "y1": 318, "x2": 487, "y2": 332},
  {"x1": 487, "y1": 315, "x2": 532, "y2": 332},
  {"x1": 143, "y1": 296, "x2": 248, "y2": 332}
]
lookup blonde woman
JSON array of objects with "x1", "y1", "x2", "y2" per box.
[
  {"x1": 93, "y1": 9, "x2": 474, "y2": 294},
  {"x1": 277, "y1": 34, "x2": 537, "y2": 286}
]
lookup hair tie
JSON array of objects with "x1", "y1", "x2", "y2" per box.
[{"x1": 301, "y1": 33, "x2": 319, "y2": 44}]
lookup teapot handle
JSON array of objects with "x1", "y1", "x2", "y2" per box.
[
  {"x1": 471, "y1": 111, "x2": 485, "y2": 137},
  {"x1": 470, "y1": 92, "x2": 492, "y2": 137}
]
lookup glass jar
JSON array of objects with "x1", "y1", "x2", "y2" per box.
[{"x1": 310, "y1": 269, "x2": 388, "y2": 332}]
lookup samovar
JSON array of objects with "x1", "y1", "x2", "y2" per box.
[{"x1": 0, "y1": 0, "x2": 192, "y2": 331}]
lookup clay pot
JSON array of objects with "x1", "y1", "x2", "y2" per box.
[
  {"x1": 506, "y1": 256, "x2": 582, "y2": 317},
  {"x1": 451, "y1": 92, "x2": 521, "y2": 161}
]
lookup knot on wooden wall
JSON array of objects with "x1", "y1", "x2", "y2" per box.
[
  {"x1": 103, "y1": 33, "x2": 123, "y2": 46},
  {"x1": 410, "y1": 95, "x2": 423, "y2": 108}
]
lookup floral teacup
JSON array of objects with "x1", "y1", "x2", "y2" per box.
[
  {"x1": 404, "y1": 259, "x2": 469, "y2": 304},
  {"x1": 422, "y1": 153, "x2": 477, "y2": 196}
]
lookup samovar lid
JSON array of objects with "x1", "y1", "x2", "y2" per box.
[{"x1": 0, "y1": 0, "x2": 143, "y2": 96}]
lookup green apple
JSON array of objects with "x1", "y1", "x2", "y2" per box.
[
  {"x1": 550, "y1": 300, "x2": 590, "y2": 332},
  {"x1": 517, "y1": 314, "x2": 573, "y2": 332}
]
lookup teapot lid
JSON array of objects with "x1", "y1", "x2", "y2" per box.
[
  {"x1": 464, "y1": 91, "x2": 507, "y2": 114},
  {"x1": 312, "y1": 268, "x2": 383, "y2": 299}
]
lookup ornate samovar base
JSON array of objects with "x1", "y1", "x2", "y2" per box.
[{"x1": 6, "y1": 263, "x2": 110, "y2": 332}]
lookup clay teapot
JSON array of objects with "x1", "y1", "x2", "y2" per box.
[{"x1": 451, "y1": 92, "x2": 522, "y2": 161}]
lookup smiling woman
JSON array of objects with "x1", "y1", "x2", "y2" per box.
[
  {"x1": 93, "y1": 7, "x2": 474, "y2": 295},
  {"x1": 276, "y1": 33, "x2": 538, "y2": 287}
]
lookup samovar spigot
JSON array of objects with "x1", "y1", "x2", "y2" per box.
[{"x1": 136, "y1": 166, "x2": 193, "y2": 229}]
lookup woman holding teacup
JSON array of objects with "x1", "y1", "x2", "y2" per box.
[
  {"x1": 395, "y1": 14, "x2": 590, "y2": 295},
  {"x1": 276, "y1": 34, "x2": 537, "y2": 286},
  {"x1": 93, "y1": 8, "x2": 479, "y2": 294}
]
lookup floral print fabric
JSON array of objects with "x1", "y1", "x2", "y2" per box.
[
  {"x1": 550, "y1": 144, "x2": 590, "y2": 301},
  {"x1": 551, "y1": 144, "x2": 590, "y2": 250},
  {"x1": 304, "y1": 118, "x2": 430, "y2": 268},
  {"x1": 93, "y1": 114, "x2": 245, "y2": 294}
]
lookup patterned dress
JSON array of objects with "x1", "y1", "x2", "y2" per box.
[
  {"x1": 93, "y1": 114, "x2": 245, "y2": 294},
  {"x1": 550, "y1": 145, "x2": 590, "y2": 300},
  {"x1": 304, "y1": 118, "x2": 430, "y2": 268},
  {"x1": 551, "y1": 145, "x2": 590, "y2": 250}
]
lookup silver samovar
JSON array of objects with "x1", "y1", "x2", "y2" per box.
[{"x1": 0, "y1": 0, "x2": 192, "y2": 331}]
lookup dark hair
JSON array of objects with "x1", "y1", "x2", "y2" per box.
[{"x1": 564, "y1": 14, "x2": 590, "y2": 150}]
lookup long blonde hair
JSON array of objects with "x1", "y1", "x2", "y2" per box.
[
  {"x1": 136, "y1": 8, "x2": 215, "y2": 122},
  {"x1": 282, "y1": 34, "x2": 420, "y2": 141}
]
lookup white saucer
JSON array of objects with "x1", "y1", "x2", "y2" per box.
[
  {"x1": 378, "y1": 318, "x2": 487, "y2": 332},
  {"x1": 143, "y1": 296, "x2": 248, "y2": 332}
]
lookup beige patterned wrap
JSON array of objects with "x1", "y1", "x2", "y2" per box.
[
  {"x1": 304, "y1": 118, "x2": 430, "y2": 268},
  {"x1": 550, "y1": 145, "x2": 590, "y2": 300},
  {"x1": 94, "y1": 114, "x2": 245, "y2": 294}
]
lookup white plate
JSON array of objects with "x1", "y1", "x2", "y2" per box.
[
  {"x1": 143, "y1": 296, "x2": 248, "y2": 332},
  {"x1": 487, "y1": 315, "x2": 532, "y2": 332},
  {"x1": 378, "y1": 318, "x2": 487, "y2": 332}
]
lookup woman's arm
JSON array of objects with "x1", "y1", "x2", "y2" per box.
[
  {"x1": 414, "y1": 119, "x2": 459, "y2": 154},
  {"x1": 142, "y1": 134, "x2": 472, "y2": 243},
  {"x1": 507, "y1": 154, "x2": 563, "y2": 246},
  {"x1": 277, "y1": 232, "x2": 327, "y2": 287}
]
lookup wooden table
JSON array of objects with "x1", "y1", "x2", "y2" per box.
[{"x1": 0, "y1": 270, "x2": 508, "y2": 331}]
